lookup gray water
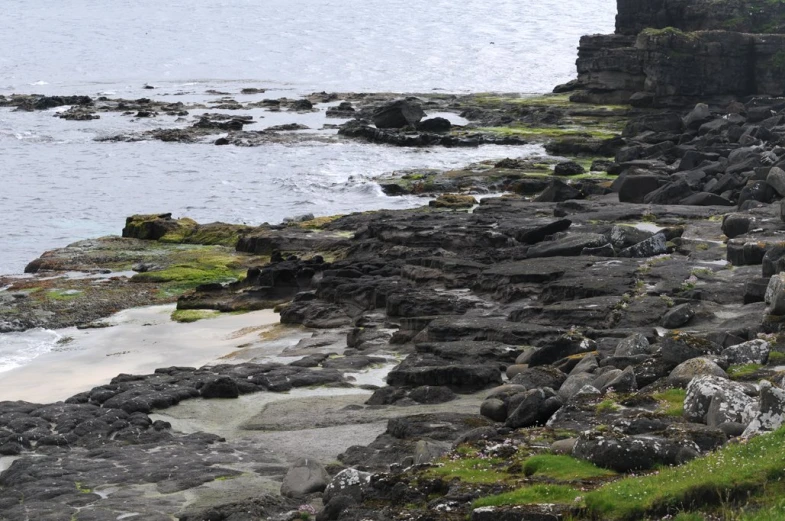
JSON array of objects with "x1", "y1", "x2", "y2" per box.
[{"x1": 0, "y1": 0, "x2": 615, "y2": 373}]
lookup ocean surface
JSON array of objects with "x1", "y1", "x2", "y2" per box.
[{"x1": 0, "y1": 0, "x2": 615, "y2": 374}]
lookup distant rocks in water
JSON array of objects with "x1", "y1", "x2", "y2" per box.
[
  {"x1": 193, "y1": 113, "x2": 253, "y2": 131},
  {"x1": 338, "y1": 118, "x2": 526, "y2": 147},
  {"x1": 372, "y1": 99, "x2": 425, "y2": 129},
  {"x1": 56, "y1": 107, "x2": 100, "y2": 121},
  {"x1": 267, "y1": 123, "x2": 310, "y2": 131},
  {"x1": 326, "y1": 101, "x2": 356, "y2": 118},
  {"x1": 417, "y1": 117, "x2": 452, "y2": 133},
  {"x1": 283, "y1": 213, "x2": 316, "y2": 223},
  {"x1": 289, "y1": 98, "x2": 314, "y2": 111}
]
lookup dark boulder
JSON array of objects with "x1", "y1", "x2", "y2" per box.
[
  {"x1": 200, "y1": 377, "x2": 239, "y2": 399},
  {"x1": 417, "y1": 117, "x2": 452, "y2": 132},
  {"x1": 372, "y1": 99, "x2": 425, "y2": 129},
  {"x1": 554, "y1": 161, "x2": 586, "y2": 176}
]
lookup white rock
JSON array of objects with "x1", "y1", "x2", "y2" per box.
[
  {"x1": 723, "y1": 339, "x2": 770, "y2": 365},
  {"x1": 684, "y1": 375, "x2": 751, "y2": 424}
]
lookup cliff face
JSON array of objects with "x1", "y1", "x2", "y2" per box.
[
  {"x1": 572, "y1": 0, "x2": 785, "y2": 106},
  {"x1": 616, "y1": 0, "x2": 785, "y2": 35}
]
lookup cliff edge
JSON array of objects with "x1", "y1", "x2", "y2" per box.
[{"x1": 568, "y1": 0, "x2": 785, "y2": 107}]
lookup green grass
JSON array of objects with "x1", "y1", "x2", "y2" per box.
[
  {"x1": 476, "y1": 125, "x2": 619, "y2": 141},
  {"x1": 46, "y1": 289, "x2": 83, "y2": 301},
  {"x1": 582, "y1": 426, "x2": 785, "y2": 520},
  {"x1": 170, "y1": 309, "x2": 221, "y2": 323},
  {"x1": 727, "y1": 364, "x2": 764, "y2": 380},
  {"x1": 471, "y1": 93, "x2": 627, "y2": 111},
  {"x1": 596, "y1": 400, "x2": 620, "y2": 414},
  {"x1": 425, "y1": 457, "x2": 507, "y2": 484},
  {"x1": 473, "y1": 484, "x2": 580, "y2": 508},
  {"x1": 741, "y1": 500, "x2": 785, "y2": 520},
  {"x1": 130, "y1": 248, "x2": 245, "y2": 292},
  {"x1": 767, "y1": 351, "x2": 785, "y2": 366},
  {"x1": 522, "y1": 455, "x2": 616, "y2": 481},
  {"x1": 74, "y1": 481, "x2": 92, "y2": 494},
  {"x1": 653, "y1": 388, "x2": 686, "y2": 417},
  {"x1": 672, "y1": 514, "x2": 706, "y2": 521}
]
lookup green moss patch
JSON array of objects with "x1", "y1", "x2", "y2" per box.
[
  {"x1": 727, "y1": 363, "x2": 764, "y2": 380},
  {"x1": 170, "y1": 309, "x2": 221, "y2": 323},
  {"x1": 425, "y1": 457, "x2": 508, "y2": 484},
  {"x1": 582, "y1": 426, "x2": 785, "y2": 520},
  {"x1": 522, "y1": 455, "x2": 616, "y2": 481},
  {"x1": 130, "y1": 247, "x2": 245, "y2": 293},
  {"x1": 475, "y1": 125, "x2": 619, "y2": 141},
  {"x1": 653, "y1": 388, "x2": 686, "y2": 417},
  {"x1": 768, "y1": 351, "x2": 785, "y2": 366},
  {"x1": 159, "y1": 221, "x2": 253, "y2": 247},
  {"x1": 596, "y1": 400, "x2": 620, "y2": 414},
  {"x1": 46, "y1": 289, "x2": 83, "y2": 301},
  {"x1": 473, "y1": 484, "x2": 580, "y2": 508}
]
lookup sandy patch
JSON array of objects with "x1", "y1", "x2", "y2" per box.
[{"x1": 0, "y1": 304, "x2": 280, "y2": 403}]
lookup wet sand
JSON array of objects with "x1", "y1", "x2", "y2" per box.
[{"x1": 0, "y1": 304, "x2": 280, "y2": 403}]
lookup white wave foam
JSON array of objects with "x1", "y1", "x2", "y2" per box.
[{"x1": 0, "y1": 329, "x2": 61, "y2": 373}]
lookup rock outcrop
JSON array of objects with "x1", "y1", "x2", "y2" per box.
[{"x1": 569, "y1": 0, "x2": 785, "y2": 106}]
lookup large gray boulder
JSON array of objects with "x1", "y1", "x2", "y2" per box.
[
  {"x1": 766, "y1": 273, "x2": 785, "y2": 315},
  {"x1": 743, "y1": 381, "x2": 785, "y2": 437},
  {"x1": 706, "y1": 388, "x2": 756, "y2": 428},
  {"x1": 660, "y1": 303, "x2": 695, "y2": 328},
  {"x1": 766, "y1": 166, "x2": 785, "y2": 197},
  {"x1": 615, "y1": 333, "x2": 650, "y2": 357},
  {"x1": 323, "y1": 468, "x2": 372, "y2": 503},
  {"x1": 722, "y1": 339, "x2": 770, "y2": 365},
  {"x1": 573, "y1": 433, "x2": 698, "y2": 472},
  {"x1": 281, "y1": 458, "x2": 330, "y2": 498},
  {"x1": 509, "y1": 366, "x2": 567, "y2": 391},
  {"x1": 505, "y1": 388, "x2": 563, "y2": 429},
  {"x1": 668, "y1": 358, "x2": 727, "y2": 388},
  {"x1": 685, "y1": 375, "x2": 753, "y2": 424}
]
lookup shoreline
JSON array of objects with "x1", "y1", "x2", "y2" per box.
[{"x1": 4, "y1": 22, "x2": 785, "y2": 518}]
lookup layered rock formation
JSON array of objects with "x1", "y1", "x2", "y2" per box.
[{"x1": 570, "y1": 0, "x2": 785, "y2": 106}]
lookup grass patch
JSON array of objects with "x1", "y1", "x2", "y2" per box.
[
  {"x1": 767, "y1": 351, "x2": 785, "y2": 366},
  {"x1": 425, "y1": 457, "x2": 507, "y2": 484},
  {"x1": 46, "y1": 289, "x2": 83, "y2": 301},
  {"x1": 522, "y1": 454, "x2": 616, "y2": 481},
  {"x1": 476, "y1": 125, "x2": 619, "y2": 141},
  {"x1": 74, "y1": 481, "x2": 92, "y2": 494},
  {"x1": 471, "y1": 93, "x2": 627, "y2": 111},
  {"x1": 582, "y1": 426, "x2": 785, "y2": 520},
  {"x1": 171, "y1": 309, "x2": 221, "y2": 323},
  {"x1": 727, "y1": 364, "x2": 764, "y2": 380},
  {"x1": 741, "y1": 499, "x2": 785, "y2": 520},
  {"x1": 130, "y1": 247, "x2": 245, "y2": 292},
  {"x1": 673, "y1": 514, "x2": 706, "y2": 521},
  {"x1": 596, "y1": 400, "x2": 620, "y2": 414},
  {"x1": 473, "y1": 484, "x2": 580, "y2": 508},
  {"x1": 653, "y1": 388, "x2": 686, "y2": 417}
]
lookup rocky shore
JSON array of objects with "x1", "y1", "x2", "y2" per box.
[{"x1": 6, "y1": 1, "x2": 785, "y2": 520}]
